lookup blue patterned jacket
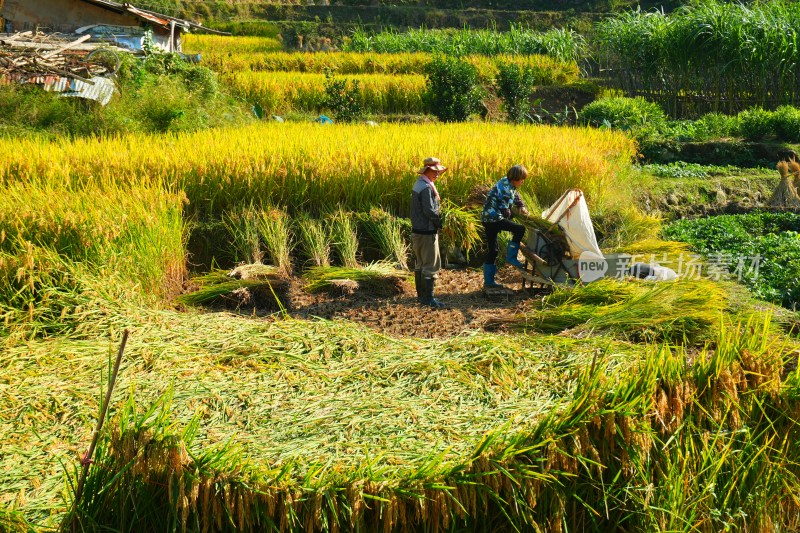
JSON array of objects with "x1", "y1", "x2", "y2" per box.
[{"x1": 481, "y1": 177, "x2": 526, "y2": 223}]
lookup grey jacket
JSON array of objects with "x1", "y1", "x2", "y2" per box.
[{"x1": 410, "y1": 177, "x2": 441, "y2": 234}]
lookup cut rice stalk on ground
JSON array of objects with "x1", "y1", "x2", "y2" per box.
[{"x1": 303, "y1": 262, "x2": 408, "y2": 297}]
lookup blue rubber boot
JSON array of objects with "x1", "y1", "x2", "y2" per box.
[
  {"x1": 483, "y1": 263, "x2": 503, "y2": 288},
  {"x1": 505, "y1": 242, "x2": 524, "y2": 267}
]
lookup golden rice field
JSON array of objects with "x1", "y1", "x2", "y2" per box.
[
  {"x1": 182, "y1": 35, "x2": 580, "y2": 85},
  {"x1": 0, "y1": 122, "x2": 635, "y2": 218},
  {"x1": 222, "y1": 71, "x2": 427, "y2": 115},
  {"x1": 2, "y1": 113, "x2": 800, "y2": 529},
  {"x1": 184, "y1": 34, "x2": 283, "y2": 55}
]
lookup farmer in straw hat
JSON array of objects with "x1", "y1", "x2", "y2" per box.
[
  {"x1": 410, "y1": 157, "x2": 447, "y2": 308},
  {"x1": 481, "y1": 164, "x2": 530, "y2": 288}
]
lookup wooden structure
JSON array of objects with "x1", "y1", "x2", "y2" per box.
[{"x1": 0, "y1": 0, "x2": 225, "y2": 52}]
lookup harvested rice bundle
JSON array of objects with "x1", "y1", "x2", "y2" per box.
[
  {"x1": 769, "y1": 160, "x2": 800, "y2": 209},
  {"x1": 504, "y1": 278, "x2": 729, "y2": 344},
  {"x1": 177, "y1": 265, "x2": 291, "y2": 311},
  {"x1": 303, "y1": 262, "x2": 407, "y2": 297}
]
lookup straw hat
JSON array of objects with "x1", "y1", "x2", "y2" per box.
[{"x1": 417, "y1": 157, "x2": 448, "y2": 175}]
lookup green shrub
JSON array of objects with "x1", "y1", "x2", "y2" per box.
[
  {"x1": 322, "y1": 70, "x2": 363, "y2": 122},
  {"x1": 0, "y1": 85, "x2": 97, "y2": 137},
  {"x1": 423, "y1": 55, "x2": 484, "y2": 123},
  {"x1": 693, "y1": 112, "x2": 739, "y2": 140},
  {"x1": 579, "y1": 96, "x2": 666, "y2": 131},
  {"x1": 736, "y1": 107, "x2": 774, "y2": 140},
  {"x1": 496, "y1": 62, "x2": 538, "y2": 123},
  {"x1": 772, "y1": 105, "x2": 800, "y2": 143}
]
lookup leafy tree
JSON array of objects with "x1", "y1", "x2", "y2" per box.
[{"x1": 423, "y1": 56, "x2": 483, "y2": 123}]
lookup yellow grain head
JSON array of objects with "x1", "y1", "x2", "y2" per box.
[
  {"x1": 181, "y1": 494, "x2": 190, "y2": 533},
  {"x1": 655, "y1": 387, "x2": 669, "y2": 430}
]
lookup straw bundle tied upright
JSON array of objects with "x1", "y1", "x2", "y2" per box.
[{"x1": 769, "y1": 160, "x2": 800, "y2": 209}]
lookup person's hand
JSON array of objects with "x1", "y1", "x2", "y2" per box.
[{"x1": 521, "y1": 207, "x2": 530, "y2": 217}]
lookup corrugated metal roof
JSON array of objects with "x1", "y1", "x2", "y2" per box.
[{"x1": 3, "y1": 73, "x2": 116, "y2": 105}]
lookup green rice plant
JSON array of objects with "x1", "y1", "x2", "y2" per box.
[
  {"x1": 256, "y1": 207, "x2": 293, "y2": 275},
  {"x1": 222, "y1": 206, "x2": 262, "y2": 265},
  {"x1": 303, "y1": 262, "x2": 406, "y2": 294},
  {"x1": 357, "y1": 208, "x2": 409, "y2": 270},
  {"x1": 329, "y1": 208, "x2": 359, "y2": 268},
  {"x1": 295, "y1": 213, "x2": 330, "y2": 268},
  {"x1": 440, "y1": 200, "x2": 481, "y2": 262}
]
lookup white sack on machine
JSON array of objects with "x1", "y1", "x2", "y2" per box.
[{"x1": 541, "y1": 189, "x2": 603, "y2": 259}]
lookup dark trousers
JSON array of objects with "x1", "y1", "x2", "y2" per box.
[{"x1": 483, "y1": 219, "x2": 525, "y2": 264}]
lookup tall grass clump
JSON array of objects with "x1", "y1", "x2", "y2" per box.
[
  {"x1": 295, "y1": 214, "x2": 330, "y2": 268},
  {"x1": 579, "y1": 96, "x2": 667, "y2": 131},
  {"x1": 257, "y1": 207, "x2": 293, "y2": 274},
  {"x1": 357, "y1": 208, "x2": 409, "y2": 269},
  {"x1": 329, "y1": 209, "x2": 360, "y2": 268},
  {"x1": 596, "y1": 1, "x2": 800, "y2": 116},
  {"x1": 222, "y1": 206, "x2": 263, "y2": 265}
]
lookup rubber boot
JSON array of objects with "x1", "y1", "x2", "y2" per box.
[
  {"x1": 483, "y1": 263, "x2": 504, "y2": 288},
  {"x1": 505, "y1": 242, "x2": 524, "y2": 267},
  {"x1": 414, "y1": 270, "x2": 424, "y2": 303},
  {"x1": 423, "y1": 276, "x2": 446, "y2": 308}
]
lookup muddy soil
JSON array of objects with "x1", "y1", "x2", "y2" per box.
[{"x1": 269, "y1": 267, "x2": 548, "y2": 339}]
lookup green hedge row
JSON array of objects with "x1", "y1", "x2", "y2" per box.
[{"x1": 181, "y1": 3, "x2": 598, "y2": 31}]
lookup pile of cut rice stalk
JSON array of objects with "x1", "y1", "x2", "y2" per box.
[
  {"x1": 303, "y1": 262, "x2": 408, "y2": 296},
  {"x1": 177, "y1": 264, "x2": 290, "y2": 311},
  {"x1": 503, "y1": 278, "x2": 730, "y2": 344}
]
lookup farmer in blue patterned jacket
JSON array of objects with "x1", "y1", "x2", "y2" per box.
[{"x1": 481, "y1": 165, "x2": 530, "y2": 288}]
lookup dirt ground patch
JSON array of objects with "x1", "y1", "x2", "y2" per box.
[{"x1": 270, "y1": 267, "x2": 548, "y2": 338}]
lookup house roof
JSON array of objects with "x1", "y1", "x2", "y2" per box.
[{"x1": 78, "y1": 0, "x2": 229, "y2": 35}]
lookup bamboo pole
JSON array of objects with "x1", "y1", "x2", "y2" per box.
[{"x1": 68, "y1": 329, "x2": 130, "y2": 533}]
